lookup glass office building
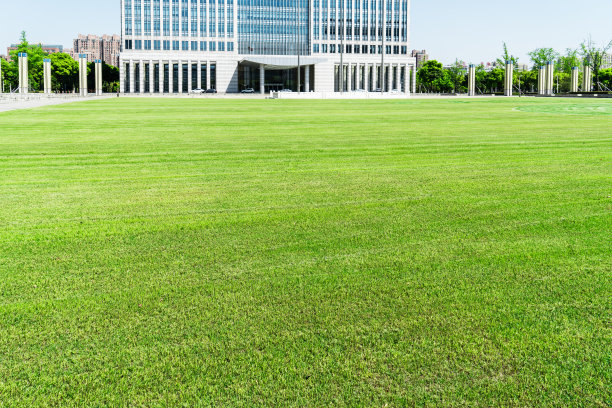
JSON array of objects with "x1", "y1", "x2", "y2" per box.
[{"x1": 120, "y1": 0, "x2": 417, "y2": 93}]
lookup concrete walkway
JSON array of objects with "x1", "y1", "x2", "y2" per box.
[{"x1": 0, "y1": 95, "x2": 112, "y2": 113}]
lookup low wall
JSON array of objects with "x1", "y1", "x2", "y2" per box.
[{"x1": 270, "y1": 91, "x2": 411, "y2": 100}]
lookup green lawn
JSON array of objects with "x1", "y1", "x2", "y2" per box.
[{"x1": 0, "y1": 97, "x2": 610, "y2": 406}]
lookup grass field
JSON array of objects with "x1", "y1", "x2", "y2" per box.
[{"x1": 0, "y1": 97, "x2": 610, "y2": 406}]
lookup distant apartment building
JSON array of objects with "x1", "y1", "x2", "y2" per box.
[
  {"x1": 602, "y1": 53, "x2": 612, "y2": 69},
  {"x1": 73, "y1": 34, "x2": 121, "y2": 66},
  {"x1": 411, "y1": 50, "x2": 429, "y2": 68},
  {"x1": 7, "y1": 44, "x2": 63, "y2": 56}
]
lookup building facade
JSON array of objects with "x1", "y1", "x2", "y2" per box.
[
  {"x1": 73, "y1": 34, "x2": 121, "y2": 66},
  {"x1": 410, "y1": 49, "x2": 428, "y2": 68},
  {"x1": 119, "y1": 0, "x2": 417, "y2": 93},
  {"x1": 7, "y1": 44, "x2": 64, "y2": 56}
]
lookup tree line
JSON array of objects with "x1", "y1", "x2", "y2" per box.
[
  {"x1": 417, "y1": 37, "x2": 612, "y2": 94},
  {"x1": 1, "y1": 32, "x2": 119, "y2": 93}
]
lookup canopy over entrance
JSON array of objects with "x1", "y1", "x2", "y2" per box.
[{"x1": 240, "y1": 56, "x2": 328, "y2": 70}]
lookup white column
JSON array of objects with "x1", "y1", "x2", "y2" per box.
[
  {"x1": 19, "y1": 53, "x2": 29, "y2": 94},
  {"x1": 169, "y1": 61, "x2": 174, "y2": 93},
  {"x1": 159, "y1": 60, "x2": 164, "y2": 93},
  {"x1": 188, "y1": 60, "x2": 192, "y2": 93},
  {"x1": 411, "y1": 64, "x2": 417, "y2": 94},
  {"x1": 139, "y1": 60, "x2": 145, "y2": 94},
  {"x1": 260, "y1": 64, "x2": 265, "y2": 94},
  {"x1": 95, "y1": 60, "x2": 103, "y2": 96},
  {"x1": 0, "y1": 60, "x2": 3, "y2": 93},
  {"x1": 571, "y1": 67, "x2": 579, "y2": 93},
  {"x1": 583, "y1": 65, "x2": 592, "y2": 92},
  {"x1": 79, "y1": 54, "x2": 88, "y2": 96},
  {"x1": 538, "y1": 66, "x2": 545, "y2": 95},
  {"x1": 305, "y1": 65, "x2": 310, "y2": 92},
  {"x1": 546, "y1": 62, "x2": 554, "y2": 95},
  {"x1": 197, "y1": 62, "x2": 202, "y2": 90},
  {"x1": 129, "y1": 59, "x2": 135, "y2": 94},
  {"x1": 178, "y1": 61, "x2": 183, "y2": 93},
  {"x1": 149, "y1": 61, "x2": 154, "y2": 94},
  {"x1": 468, "y1": 64, "x2": 476, "y2": 96},
  {"x1": 120, "y1": 58, "x2": 125, "y2": 93},
  {"x1": 206, "y1": 63, "x2": 211, "y2": 90},
  {"x1": 364, "y1": 64, "x2": 369, "y2": 91},
  {"x1": 347, "y1": 64, "x2": 352, "y2": 92},
  {"x1": 43, "y1": 59, "x2": 52, "y2": 94},
  {"x1": 404, "y1": 64, "x2": 409, "y2": 94},
  {"x1": 504, "y1": 61, "x2": 513, "y2": 96}
]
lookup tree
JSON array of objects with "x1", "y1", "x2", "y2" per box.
[
  {"x1": 496, "y1": 42, "x2": 519, "y2": 68},
  {"x1": 528, "y1": 48, "x2": 559, "y2": 69},
  {"x1": 417, "y1": 60, "x2": 453, "y2": 93},
  {"x1": 8, "y1": 31, "x2": 49, "y2": 91},
  {"x1": 580, "y1": 35, "x2": 612, "y2": 91},
  {"x1": 446, "y1": 60, "x2": 467, "y2": 93},
  {"x1": 1, "y1": 58, "x2": 13, "y2": 92},
  {"x1": 49, "y1": 52, "x2": 78, "y2": 92},
  {"x1": 557, "y1": 48, "x2": 581, "y2": 74}
]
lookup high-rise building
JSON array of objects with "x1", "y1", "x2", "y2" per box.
[
  {"x1": 119, "y1": 0, "x2": 417, "y2": 93},
  {"x1": 410, "y1": 49, "x2": 428, "y2": 69},
  {"x1": 7, "y1": 44, "x2": 64, "y2": 56},
  {"x1": 602, "y1": 53, "x2": 612, "y2": 70},
  {"x1": 73, "y1": 34, "x2": 121, "y2": 66}
]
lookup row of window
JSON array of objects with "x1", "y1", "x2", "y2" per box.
[
  {"x1": 313, "y1": 44, "x2": 407, "y2": 55},
  {"x1": 313, "y1": 0, "x2": 409, "y2": 42},
  {"x1": 124, "y1": 0, "x2": 234, "y2": 38},
  {"x1": 125, "y1": 39, "x2": 235, "y2": 51}
]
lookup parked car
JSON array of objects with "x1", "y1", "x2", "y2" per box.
[
  {"x1": 205, "y1": 88, "x2": 217, "y2": 94},
  {"x1": 191, "y1": 88, "x2": 205, "y2": 94},
  {"x1": 279, "y1": 89, "x2": 293, "y2": 92},
  {"x1": 355, "y1": 89, "x2": 367, "y2": 93},
  {"x1": 241, "y1": 88, "x2": 255, "y2": 93},
  {"x1": 372, "y1": 88, "x2": 382, "y2": 92}
]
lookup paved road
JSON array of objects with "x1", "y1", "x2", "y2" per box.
[{"x1": 0, "y1": 96, "x2": 112, "y2": 113}]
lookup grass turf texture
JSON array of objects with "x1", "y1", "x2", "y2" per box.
[{"x1": 0, "y1": 98, "x2": 610, "y2": 406}]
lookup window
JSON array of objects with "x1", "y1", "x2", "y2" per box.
[
  {"x1": 154, "y1": 40, "x2": 161, "y2": 50},
  {"x1": 209, "y1": 41, "x2": 216, "y2": 51},
  {"x1": 313, "y1": 44, "x2": 320, "y2": 53},
  {"x1": 200, "y1": 41, "x2": 207, "y2": 51},
  {"x1": 173, "y1": 40, "x2": 180, "y2": 50},
  {"x1": 163, "y1": 40, "x2": 171, "y2": 50},
  {"x1": 135, "y1": 40, "x2": 142, "y2": 50},
  {"x1": 144, "y1": 40, "x2": 152, "y2": 50},
  {"x1": 227, "y1": 42, "x2": 234, "y2": 52},
  {"x1": 182, "y1": 41, "x2": 189, "y2": 50},
  {"x1": 191, "y1": 41, "x2": 198, "y2": 51},
  {"x1": 218, "y1": 41, "x2": 225, "y2": 51}
]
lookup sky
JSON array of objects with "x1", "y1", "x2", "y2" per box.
[{"x1": 1, "y1": 0, "x2": 611, "y2": 65}]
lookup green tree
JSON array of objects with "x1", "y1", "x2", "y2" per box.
[
  {"x1": 557, "y1": 48, "x2": 581, "y2": 74},
  {"x1": 446, "y1": 60, "x2": 467, "y2": 93},
  {"x1": 496, "y1": 42, "x2": 519, "y2": 67},
  {"x1": 483, "y1": 68, "x2": 505, "y2": 93},
  {"x1": 528, "y1": 47, "x2": 559, "y2": 69},
  {"x1": 580, "y1": 35, "x2": 612, "y2": 91},
  {"x1": 599, "y1": 68, "x2": 612, "y2": 91},
  {"x1": 8, "y1": 31, "x2": 49, "y2": 92},
  {"x1": 49, "y1": 52, "x2": 78, "y2": 92},
  {"x1": 417, "y1": 60, "x2": 453, "y2": 93},
  {"x1": 1, "y1": 58, "x2": 14, "y2": 92}
]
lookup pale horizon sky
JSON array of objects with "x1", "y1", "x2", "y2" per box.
[{"x1": 1, "y1": 0, "x2": 610, "y2": 65}]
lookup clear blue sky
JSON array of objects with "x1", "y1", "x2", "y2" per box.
[{"x1": 1, "y1": 0, "x2": 611, "y2": 64}]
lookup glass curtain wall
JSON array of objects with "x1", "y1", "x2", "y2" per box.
[{"x1": 238, "y1": 0, "x2": 310, "y2": 55}]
